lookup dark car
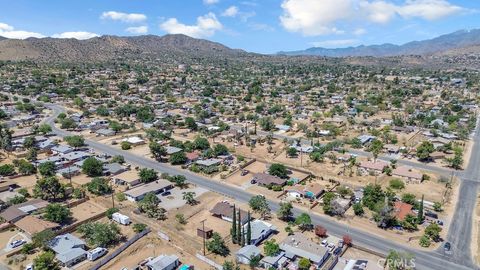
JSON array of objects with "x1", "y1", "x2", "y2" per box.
[{"x1": 444, "y1": 242, "x2": 451, "y2": 252}]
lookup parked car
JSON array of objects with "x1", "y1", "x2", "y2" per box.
[
  {"x1": 161, "y1": 191, "x2": 171, "y2": 196},
  {"x1": 10, "y1": 239, "x2": 26, "y2": 248},
  {"x1": 241, "y1": 170, "x2": 249, "y2": 176},
  {"x1": 444, "y1": 242, "x2": 451, "y2": 251},
  {"x1": 25, "y1": 264, "x2": 33, "y2": 270}
]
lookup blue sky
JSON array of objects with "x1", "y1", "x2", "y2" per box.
[{"x1": 0, "y1": 0, "x2": 478, "y2": 53}]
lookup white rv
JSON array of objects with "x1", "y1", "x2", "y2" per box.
[
  {"x1": 87, "y1": 247, "x2": 107, "y2": 261},
  {"x1": 112, "y1": 212, "x2": 131, "y2": 225}
]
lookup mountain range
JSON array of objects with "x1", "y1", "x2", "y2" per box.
[
  {"x1": 0, "y1": 29, "x2": 479, "y2": 62},
  {"x1": 0, "y1": 34, "x2": 247, "y2": 62},
  {"x1": 278, "y1": 29, "x2": 480, "y2": 57}
]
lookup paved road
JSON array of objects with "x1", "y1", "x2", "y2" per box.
[
  {"x1": 443, "y1": 117, "x2": 480, "y2": 266},
  {"x1": 44, "y1": 104, "x2": 476, "y2": 270}
]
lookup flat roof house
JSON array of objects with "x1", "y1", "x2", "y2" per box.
[
  {"x1": 124, "y1": 180, "x2": 173, "y2": 202},
  {"x1": 146, "y1": 254, "x2": 180, "y2": 270},
  {"x1": 48, "y1": 233, "x2": 87, "y2": 267},
  {"x1": 113, "y1": 170, "x2": 141, "y2": 187},
  {"x1": 195, "y1": 158, "x2": 222, "y2": 168},
  {"x1": 392, "y1": 166, "x2": 423, "y2": 184},
  {"x1": 279, "y1": 233, "x2": 330, "y2": 267}
]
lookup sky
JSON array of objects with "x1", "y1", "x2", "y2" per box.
[{"x1": 0, "y1": 0, "x2": 479, "y2": 54}]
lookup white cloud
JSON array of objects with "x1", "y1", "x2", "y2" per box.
[
  {"x1": 101, "y1": 11, "x2": 147, "y2": 23},
  {"x1": 310, "y1": 39, "x2": 359, "y2": 48},
  {"x1": 280, "y1": 0, "x2": 466, "y2": 36},
  {"x1": 52, "y1": 31, "x2": 99, "y2": 40},
  {"x1": 159, "y1": 12, "x2": 223, "y2": 38},
  {"x1": 249, "y1": 23, "x2": 275, "y2": 32},
  {"x1": 397, "y1": 0, "x2": 464, "y2": 20},
  {"x1": 0, "y1": 22, "x2": 45, "y2": 39},
  {"x1": 203, "y1": 0, "x2": 219, "y2": 5},
  {"x1": 0, "y1": 23, "x2": 14, "y2": 31},
  {"x1": 125, "y1": 26, "x2": 148, "y2": 34},
  {"x1": 353, "y1": 28, "x2": 367, "y2": 35},
  {"x1": 280, "y1": 0, "x2": 353, "y2": 36},
  {"x1": 222, "y1": 6, "x2": 239, "y2": 17}
]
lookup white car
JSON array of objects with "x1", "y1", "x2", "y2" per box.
[
  {"x1": 9, "y1": 239, "x2": 26, "y2": 248},
  {"x1": 25, "y1": 264, "x2": 33, "y2": 270}
]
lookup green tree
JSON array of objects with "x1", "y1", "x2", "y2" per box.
[
  {"x1": 433, "y1": 202, "x2": 443, "y2": 212},
  {"x1": 169, "y1": 151, "x2": 187, "y2": 165},
  {"x1": 111, "y1": 155, "x2": 125, "y2": 164},
  {"x1": 263, "y1": 239, "x2": 280, "y2": 256},
  {"x1": 38, "y1": 161, "x2": 56, "y2": 177},
  {"x1": 419, "y1": 234, "x2": 431, "y2": 247},
  {"x1": 213, "y1": 144, "x2": 229, "y2": 156},
  {"x1": 64, "y1": 135, "x2": 85, "y2": 148},
  {"x1": 149, "y1": 141, "x2": 167, "y2": 160},
  {"x1": 249, "y1": 195, "x2": 270, "y2": 218},
  {"x1": 82, "y1": 157, "x2": 103, "y2": 177},
  {"x1": 43, "y1": 203, "x2": 72, "y2": 224},
  {"x1": 87, "y1": 177, "x2": 112, "y2": 195},
  {"x1": 185, "y1": 117, "x2": 198, "y2": 130},
  {"x1": 133, "y1": 223, "x2": 148, "y2": 233},
  {"x1": 277, "y1": 202, "x2": 293, "y2": 221},
  {"x1": 424, "y1": 223, "x2": 442, "y2": 241},
  {"x1": 121, "y1": 141, "x2": 132, "y2": 150},
  {"x1": 287, "y1": 147, "x2": 298, "y2": 157},
  {"x1": 416, "y1": 141, "x2": 435, "y2": 161},
  {"x1": 16, "y1": 159, "x2": 36, "y2": 175},
  {"x1": 193, "y1": 136, "x2": 210, "y2": 150},
  {"x1": 268, "y1": 163, "x2": 288, "y2": 179},
  {"x1": 106, "y1": 207, "x2": 119, "y2": 219},
  {"x1": 353, "y1": 203, "x2": 364, "y2": 216},
  {"x1": 33, "y1": 177, "x2": 65, "y2": 201},
  {"x1": 77, "y1": 221, "x2": 121, "y2": 247},
  {"x1": 138, "y1": 168, "x2": 158, "y2": 183},
  {"x1": 137, "y1": 193, "x2": 167, "y2": 220},
  {"x1": 32, "y1": 229, "x2": 55, "y2": 249},
  {"x1": 386, "y1": 250, "x2": 415, "y2": 270},
  {"x1": 298, "y1": 258, "x2": 311, "y2": 270},
  {"x1": 368, "y1": 139, "x2": 384, "y2": 160},
  {"x1": 231, "y1": 205, "x2": 237, "y2": 244},
  {"x1": 259, "y1": 117, "x2": 275, "y2": 131},
  {"x1": 207, "y1": 232, "x2": 229, "y2": 256},
  {"x1": 182, "y1": 191, "x2": 197, "y2": 205},
  {"x1": 0, "y1": 164, "x2": 15, "y2": 176},
  {"x1": 171, "y1": 175, "x2": 187, "y2": 187},
  {"x1": 33, "y1": 251, "x2": 60, "y2": 270},
  {"x1": 417, "y1": 195, "x2": 424, "y2": 224},
  {"x1": 295, "y1": 213, "x2": 312, "y2": 231}
]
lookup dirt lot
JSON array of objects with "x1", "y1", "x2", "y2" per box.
[
  {"x1": 341, "y1": 247, "x2": 384, "y2": 270},
  {"x1": 70, "y1": 200, "x2": 106, "y2": 223}
]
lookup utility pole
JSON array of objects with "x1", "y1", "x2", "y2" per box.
[
  {"x1": 111, "y1": 181, "x2": 115, "y2": 208},
  {"x1": 201, "y1": 219, "x2": 207, "y2": 256}
]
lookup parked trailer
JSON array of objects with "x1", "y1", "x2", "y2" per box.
[
  {"x1": 87, "y1": 247, "x2": 107, "y2": 261},
  {"x1": 112, "y1": 212, "x2": 131, "y2": 225}
]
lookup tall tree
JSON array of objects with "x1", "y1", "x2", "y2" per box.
[
  {"x1": 231, "y1": 205, "x2": 237, "y2": 244},
  {"x1": 417, "y1": 195, "x2": 424, "y2": 224},
  {"x1": 237, "y1": 209, "x2": 242, "y2": 246},
  {"x1": 246, "y1": 211, "x2": 252, "y2": 245}
]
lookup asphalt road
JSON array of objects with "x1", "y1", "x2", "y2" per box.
[{"x1": 44, "y1": 104, "x2": 477, "y2": 270}]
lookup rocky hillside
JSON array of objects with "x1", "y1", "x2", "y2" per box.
[
  {"x1": 278, "y1": 29, "x2": 480, "y2": 57},
  {"x1": 0, "y1": 34, "x2": 247, "y2": 62}
]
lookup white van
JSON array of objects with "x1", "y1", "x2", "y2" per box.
[
  {"x1": 87, "y1": 247, "x2": 107, "y2": 261},
  {"x1": 112, "y1": 212, "x2": 131, "y2": 225}
]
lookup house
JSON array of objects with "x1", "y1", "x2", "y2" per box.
[
  {"x1": 279, "y1": 233, "x2": 330, "y2": 267},
  {"x1": 95, "y1": 128, "x2": 116, "y2": 137},
  {"x1": 245, "y1": 220, "x2": 276, "y2": 245},
  {"x1": 330, "y1": 197, "x2": 351, "y2": 215},
  {"x1": 113, "y1": 170, "x2": 141, "y2": 187},
  {"x1": 56, "y1": 166, "x2": 81, "y2": 178},
  {"x1": 357, "y1": 135, "x2": 376, "y2": 145},
  {"x1": 195, "y1": 158, "x2": 222, "y2": 168},
  {"x1": 333, "y1": 258, "x2": 382, "y2": 270},
  {"x1": 384, "y1": 144, "x2": 400, "y2": 154},
  {"x1": 124, "y1": 180, "x2": 173, "y2": 202},
  {"x1": 103, "y1": 162, "x2": 127, "y2": 176},
  {"x1": 122, "y1": 136, "x2": 146, "y2": 146},
  {"x1": 260, "y1": 251, "x2": 288, "y2": 269},
  {"x1": 146, "y1": 255, "x2": 180, "y2": 270},
  {"x1": 0, "y1": 199, "x2": 49, "y2": 223},
  {"x1": 358, "y1": 160, "x2": 388, "y2": 175},
  {"x1": 51, "y1": 145, "x2": 74, "y2": 155},
  {"x1": 210, "y1": 201, "x2": 249, "y2": 224},
  {"x1": 392, "y1": 166, "x2": 423, "y2": 184},
  {"x1": 48, "y1": 233, "x2": 87, "y2": 267},
  {"x1": 186, "y1": 151, "x2": 200, "y2": 162},
  {"x1": 165, "y1": 146, "x2": 183, "y2": 155},
  {"x1": 285, "y1": 183, "x2": 324, "y2": 199},
  {"x1": 393, "y1": 201, "x2": 414, "y2": 222},
  {"x1": 63, "y1": 151, "x2": 91, "y2": 163},
  {"x1": 236, "y1": 245, "x2": 261, "y2": 265},
  {"x1": 251, "y1": 173, "x2": 286, "y2": 187}
]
